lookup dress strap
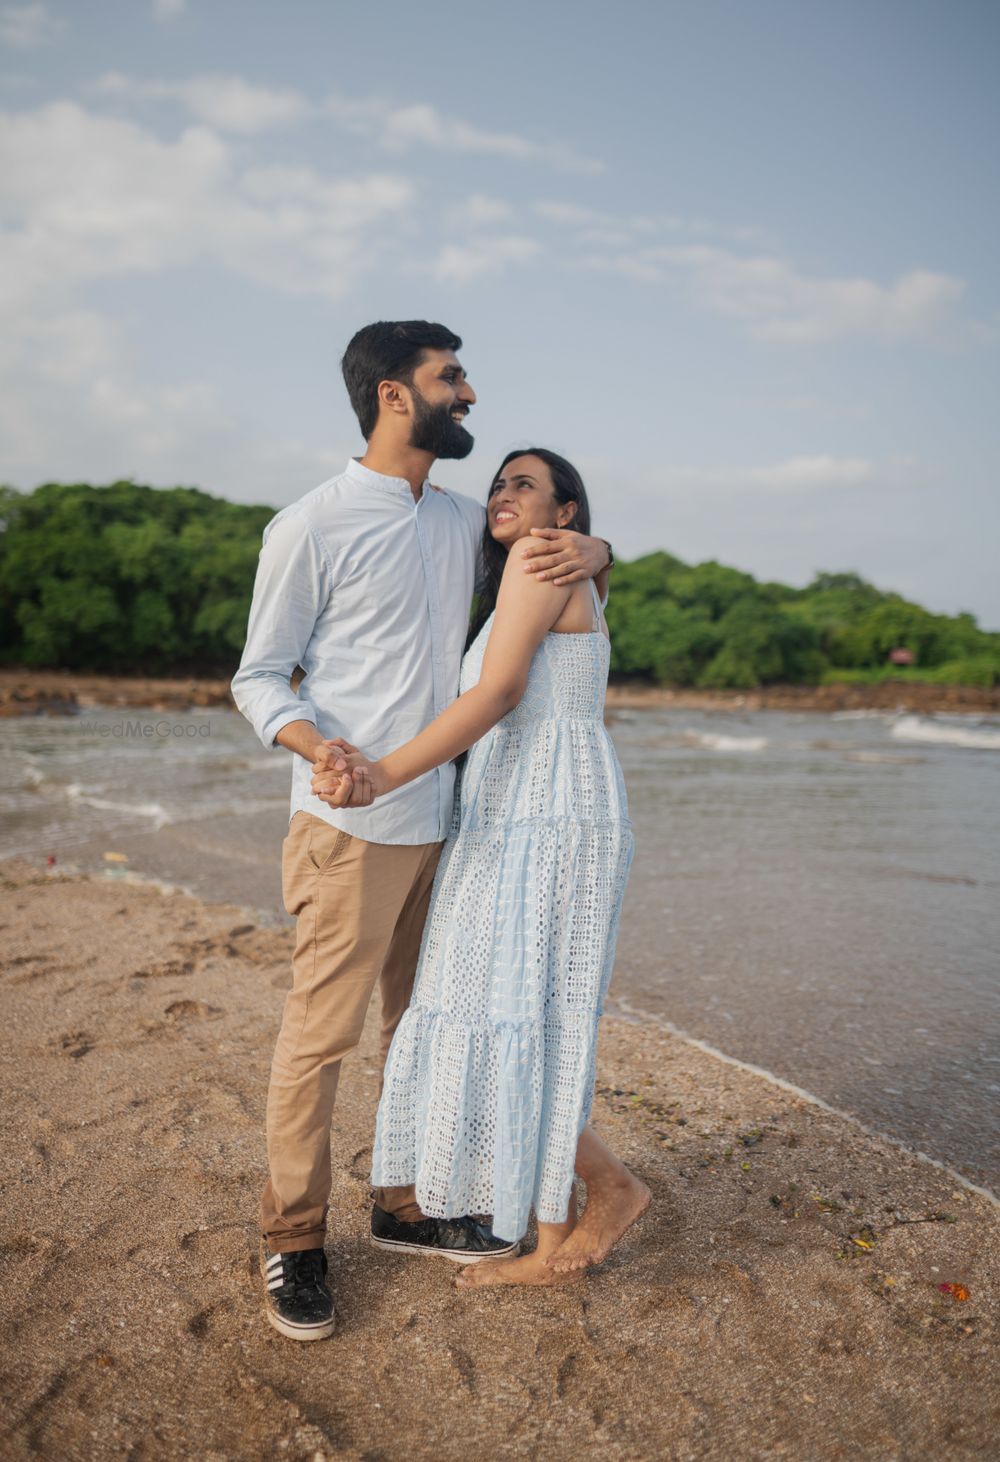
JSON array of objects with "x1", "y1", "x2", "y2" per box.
[{"x1": 589, "y1": 578, "x2": 602, "y2": 632}]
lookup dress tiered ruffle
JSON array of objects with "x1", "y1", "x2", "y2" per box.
[{"x1": 371, "y1": 618, "x2": 633, "y2": 1242}]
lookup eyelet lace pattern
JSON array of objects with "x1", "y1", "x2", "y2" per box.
[{"x1": 371, "y1": 612, "x2": 634, "y2": 1243}]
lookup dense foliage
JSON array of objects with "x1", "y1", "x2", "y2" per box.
[
  {"x1": 0, "y1": 481, "x2": 274, "y2": 672},
  {"x1": 605, "y1": 557, "x2": 1000, "y2": 688},
  {"x1": 1, "y1": 482, "x2": 997, "y2": 686}
]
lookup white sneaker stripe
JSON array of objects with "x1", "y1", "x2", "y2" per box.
[
  {"x1": 267, "y1": 1276, "x2": 285, "y2": 1290},
  {"x1": 265, "y1": 1254, "x2": 284, "y2": 1271}
]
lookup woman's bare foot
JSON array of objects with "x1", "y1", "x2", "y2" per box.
[
  {"x1": 455, "y1": 1249, "x2": 585, "y2": 1288},
  {"x1": 546, "y1": 1172, "x2": 651, "y2": 1272}
]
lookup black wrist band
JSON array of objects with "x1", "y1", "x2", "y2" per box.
[{"x1": 602, "y1": 539, "x2": 615, "y2": 570}]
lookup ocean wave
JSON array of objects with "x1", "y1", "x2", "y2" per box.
[
  {"x1": 831, "y1": 709, "x2": 892, "y2": 720},
  {"x1": 66, "y1": 783, "x2": 172, "y2": 828},
  {"x1": 684, "y1": 729, "x2": 768, "y2": 753},
  {"x1": 844, "y1": 750, "x2": 927, "y2": 765},
  {"x1": 890, "y1": 716, "x2": 1000, "y2": 751}
]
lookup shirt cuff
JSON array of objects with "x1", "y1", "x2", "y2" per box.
[{"x1": 260, "y1": 706, "x2": 317, "y2": 751}]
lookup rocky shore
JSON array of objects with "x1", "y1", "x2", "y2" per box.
[{"x1": 2, "y1": 667, "x2": 998, "y2": 719}]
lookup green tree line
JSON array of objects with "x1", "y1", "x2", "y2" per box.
[{"x1": 1, "y1": 481, "x2": 997, "y2": 687}]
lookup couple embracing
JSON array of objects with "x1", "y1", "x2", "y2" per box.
[{"x1": 232, "y1": 320, "x2": 650, "y2": 1342}]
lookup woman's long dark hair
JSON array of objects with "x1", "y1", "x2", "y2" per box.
[{"x1": 467, "y1": 447, "x2": 592, "y2": 648}]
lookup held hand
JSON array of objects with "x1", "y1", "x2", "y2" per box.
[
  {"x1": 312, "y1": 737, "x2": 360, "y2": 774},
  {"x1": 309, "y1": 728, "x2": 365, "y2": 789},
  {"x1": 311, "y1": 752, "x2": 391, "y2": 807},
  {"x1": 311, "y1": 761, "x2": 373, "y2": 808},
  {"x1": 522, "y1": 528, "x2": 610, "y2": 586}
]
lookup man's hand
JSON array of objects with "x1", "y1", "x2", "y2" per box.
[
  {"x1": 311, "y1": 736, "x2": 359, "y2": 773},
  {"x1": 521, "y1": 529, "x2": 611, "y2": 586},
  {"x1": 310, "y1": 747, "x2": 393, "y2": 808},
  {"x1": 309, "y1": 738, "x2": 371, "y2": 808}
]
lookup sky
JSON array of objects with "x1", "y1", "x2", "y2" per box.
[{"x1": 1, "y1": 0, "x2": 998, "y2": 625}]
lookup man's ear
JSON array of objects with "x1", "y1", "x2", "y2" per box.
[{"x1": 377, "y1": 379, "x2": 409, "y2": 416}]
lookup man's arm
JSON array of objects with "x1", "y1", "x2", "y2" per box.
[
  {"x1": 520, "y1": 529, "x2": 613, "y2": 588},
  {"x1": 230, "y1": 513, "x2": 332, "y2": 758},
  {"x1": 313, "y1": 544, "x2": 572, "y2": 805}
]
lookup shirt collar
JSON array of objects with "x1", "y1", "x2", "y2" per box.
[{"x1": 346, "y1": 457, "x2": 429, "y2": 500}]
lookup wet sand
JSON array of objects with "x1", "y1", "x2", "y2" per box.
[{"x1": 1, "y1": 859, "x2": 997, "y2": 1459}]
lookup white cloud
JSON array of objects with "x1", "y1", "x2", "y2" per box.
[
  {"x1": 534, "y1": 204, "x2": 967, "y2": 344},
  {"x1": 373, "y1": 101, "x2": 602, "y2": 174},
  {"x1": 0, "y1": 292, "x2": 351, "y2": 504},
  {"x1": 587, "y1": 454, "x2": 881, "y2": 510},
  {"x1": 153, "y1": 0, "x2": 186, "y2": 19},
  {"x1": 664, "y1": 247, "x2": 965, "y2": 343},
  {"x1": 448, "y1": 193, "x2": 515, "y2": 228},
  {"x1": 534, "y1": 200, "x2": 774, "y2": 248},
  {"x1": 0, "y1": 96, "x2": 418, "y2": 496},
  {"x1": 0, "y1": 101, "x2": 415, "y2": 302},
  {"x1": 433, "y1": 236, "x2": 540, "y2": 284},
  {"x1": 0, "y1": 334, "x2": 347, "y2": 502},
  {"x1": 95, "y1": 71, "x2": 308, "y2": 134},
  {"x1": 89, "y1": 71, "x2": 602, "y2": 173},
  {"x1": 0, "y1": 2, "x2": 62, "y2": 48},
  {"x1": 584, "y1": 242, "x2": 966, "y2": 343},
  {"x1": 745, "y1": 456, "x2": 874, "y2": 490},
  {"x1": 321, "y1": 92, "x2": 602, "y2": 172}
]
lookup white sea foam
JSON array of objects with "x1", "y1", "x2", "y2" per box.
[
  {"x1": 685, "y1": 729, "x2": 768, "y2": 752},
  {"x1": 891, "y1": 715, "x2": 1000, "y2": 751},
  {"x1": 845, "y1": 750, "x2": 927, "y2": 765},
  {"x1": 831, "y1": 709, "x2": 893, "y2": 721},
  {"x1": 66, "y1": 783, "x2": 172, "y2": 828}
]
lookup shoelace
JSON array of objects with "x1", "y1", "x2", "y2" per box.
[{"x1": 283, "y1": 1250, "x2": 325, "y2": 1291}]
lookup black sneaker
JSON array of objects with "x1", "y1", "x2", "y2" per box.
[
  {"x1": 370, "y1": 1205, "x2": 518, "y2": 1263},
  {"x1": 261, "y1": 1245, "x2": 335, "y2": 1342}
]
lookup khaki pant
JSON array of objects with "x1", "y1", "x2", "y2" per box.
[{"x1": 260, "y1": 811, "x2": 443, "y2": 1253}]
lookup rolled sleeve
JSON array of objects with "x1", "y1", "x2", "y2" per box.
[{"x1": 230, "y1": 512, "x2": 332, "y2": 750}]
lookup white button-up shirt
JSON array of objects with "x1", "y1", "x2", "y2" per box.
[{"x1": 232, "y1": 458, "x2": 485, "y2": 845}]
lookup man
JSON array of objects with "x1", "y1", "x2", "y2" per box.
[{"x1": 232, "y1": 320, "x2": 612, "y2": 1341}]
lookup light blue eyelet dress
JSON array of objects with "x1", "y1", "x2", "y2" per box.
[{"x1": 370, "y1": 580, "x2": 634, "y2": 1243}]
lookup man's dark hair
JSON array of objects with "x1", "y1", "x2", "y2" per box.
[{"x1": 341, "y1": 320, "x2": 462, "y2": 440}]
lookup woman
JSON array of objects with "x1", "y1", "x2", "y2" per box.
[{"x1": 314, "y1": 449, "x2": 649, "y2": 1286}]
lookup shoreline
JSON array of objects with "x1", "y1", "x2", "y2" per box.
[
  {"x1": 32, "y1": 853, "x2": 1000, "y2": 1208},
  {"x1": 1, "y1": 859, "x2": 997, "y2": 1458},
  {"x1": 609, "y1": 996, "x2": 999, "y2": 1209},
  {"x1": 3, "y1": 666, "x2": 1000, "y2": 718}
]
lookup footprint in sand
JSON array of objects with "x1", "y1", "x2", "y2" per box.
[
  {"x1": 164, "y1": 999, "x2": 219, "y2": 1021},
  {"x1": 128, "y1": 957, "x2": 196, "y2": 983},
  {"x1": 51, "y1": 1030, "x2": 93, "y2": 1059}
]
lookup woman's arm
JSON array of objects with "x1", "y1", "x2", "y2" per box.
[{"x1": 314, "y1": 548, "x2": 571, "y2": 803}]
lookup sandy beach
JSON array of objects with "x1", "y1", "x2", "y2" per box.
[{"x1": 1, "y1": 857, "x2": 997, "y2": 1460}]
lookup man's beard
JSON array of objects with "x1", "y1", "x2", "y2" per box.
[{"x1": 409, "y1": 390, "x2": 474, "y2": 460}]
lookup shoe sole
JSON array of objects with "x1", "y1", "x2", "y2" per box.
[
  {"x1": 260, "y1": 1249, "x2": 335, "y2": 1342},
  {"x1": 265, "y1": 1307, "x2": 336, "y2": 1342},
  {"x1": 370, "y1": 1234, "x2": 519, "y2": 1264}
]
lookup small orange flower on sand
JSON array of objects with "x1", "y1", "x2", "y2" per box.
[{"x1": 938, "y1": 1283, "x2": 970, "y2": 1301}]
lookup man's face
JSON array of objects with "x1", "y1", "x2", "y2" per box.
[{"x1": 406, "y1": 349, "x2": 477, "y2": 460}]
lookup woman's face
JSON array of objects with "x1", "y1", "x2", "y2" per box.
[{"x1": 486, "y1": 454, "x2": 576, "y2": 547}]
